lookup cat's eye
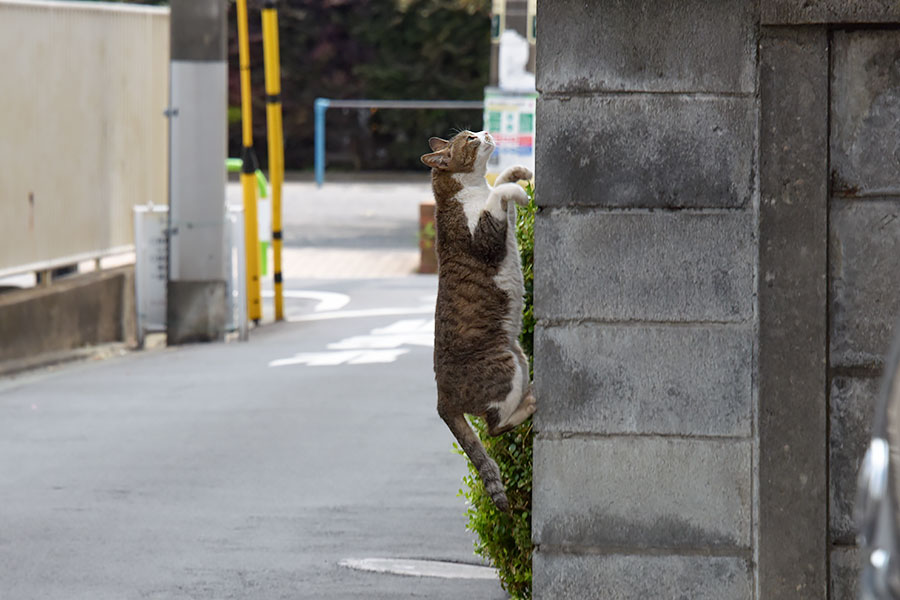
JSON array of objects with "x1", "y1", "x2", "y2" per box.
[{"x1": 467, "y1": 135, "x2": 477, "y2": 141}]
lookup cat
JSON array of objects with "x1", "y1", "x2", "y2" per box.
[{"x1": 421, "y1": 130, "x2": 536, "y2": 512}]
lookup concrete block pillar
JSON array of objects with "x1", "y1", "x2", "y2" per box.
[
  {"x1": 534, "y1": 1, "x2": 758, "y2": 596},
  {"x1": 758, "y1": 26, "x2": 829, "y2": 598},
  {"x1": 166, "y1": 0, "x2": 228, "y2": 344},
  {"x1": 535, "y1": 1, "x2": 900, "y2": 598}
]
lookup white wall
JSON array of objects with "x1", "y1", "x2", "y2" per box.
[{"x1": 0, "y1": 0, "x2": 169, "y2": 275}]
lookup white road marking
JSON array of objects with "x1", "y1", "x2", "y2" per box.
[
  {"x1": 329, "y1": 319, "x2": 433, "y2": 350},
  {"x1": 287, "y1": 306, "x2": 433, "y2": 322},
  {"x1": 268, "y1": 319, "x2": 434, "y2": 368},
  {"x1": 260, "y1": 290, "x2": 350, "y2": 312},
  {"x1": 372, "y1": 319, "x2": 434, "y2": 336},
  {"x1": 339, "y1": 557, "x2": 498, "y2": 580},
  {"x1": 269, "y1": 349, "x2": 409, "y2": 368}
]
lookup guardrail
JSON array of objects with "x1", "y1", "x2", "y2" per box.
[{"x1": 313, "y1": 98, "x2": 485, "y2": 186}]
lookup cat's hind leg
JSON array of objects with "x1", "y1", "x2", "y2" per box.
[
  {"x1": 439, "y1": 404, "x2": 510, "y2": 511},
  {"x1": 488, "y1": 391, "x2": 535, "y2": 437},
  {"x1": 486, "y1": 351, "x2": 536, "y2": 436}
]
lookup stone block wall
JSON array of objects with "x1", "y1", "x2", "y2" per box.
[
  {"x1": 828, "y1": 26, "x2": 900, "y2": 599},
  {"x1": 535, "y1": 1, "x2": 900, "y2": 598},
  {"x1": 534, "y1": 1, "x2": 758, "y2": 597}
]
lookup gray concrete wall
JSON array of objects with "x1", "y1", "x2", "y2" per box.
[
  {"x1": 828, "y1": 26, "x2": 900, "y2": 600},
  {"x1": 535, "y1": 1, "x2": 757, "y2": 597},
  {"x1": 535, "y1": 1, "x2": 900, "y2": 598},
  {"x1": 0, "y1": 267, "x2": 136, "y2": 365}
]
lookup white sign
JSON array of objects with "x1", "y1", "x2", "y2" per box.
[
  {"x1": 133, "y1": 205, "x2": 168, "y2": 347},
  {"x1": 484, "y1": 88, "x2": 537, "y2": 175}
]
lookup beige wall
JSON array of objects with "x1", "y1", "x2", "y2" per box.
[{"x1": 0, "y1": 0, "x2": 169, "y2": 275}]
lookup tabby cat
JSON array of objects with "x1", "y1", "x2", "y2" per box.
[{"x1": 421, "y1": 130, "x2": 536, "y2": 512}]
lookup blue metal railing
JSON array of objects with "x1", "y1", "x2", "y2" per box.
[{"x1": 313, "y1": 98, "x2": 485, "y2": 186}]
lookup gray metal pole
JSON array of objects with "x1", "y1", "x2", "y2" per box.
[{"x1": 166, "y1": 0, "x2": 229, "y2": 344}]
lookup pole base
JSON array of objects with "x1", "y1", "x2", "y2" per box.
[{"x1": 167, "y1": 280, "x2": 227, "y2": 344}]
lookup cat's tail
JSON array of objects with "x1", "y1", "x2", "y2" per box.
[{"x1": 441, "y1": 410, "x2": 509, "y2": 512}]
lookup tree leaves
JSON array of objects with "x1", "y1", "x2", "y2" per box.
[{"x1": 224, "y1": 0, "x2": 490, "y2": 170}]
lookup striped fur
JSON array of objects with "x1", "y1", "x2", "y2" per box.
[{"x1": 421, "y1": 131, "x2": 535, "y2": 512}]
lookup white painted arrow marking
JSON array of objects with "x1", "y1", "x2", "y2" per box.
[
  {"x1": 268, "y1": 319, "x2": 433, "y2": 368},
  {"x1": 269, "y1": 349, "x2": 409, "y2": 368},
  {"x1": 328, "y1": 319, "x2": 433, "y2": 350}
]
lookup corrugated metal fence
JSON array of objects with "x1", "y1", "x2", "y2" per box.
[{"x1": 0, "y1": 0, "x2": 169, "y2": 278}]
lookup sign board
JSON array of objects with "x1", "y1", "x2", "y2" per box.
[
  {"x1": 491, "y1": 0, "x2": 505, "y2": 42},
  {"x1": 527, "y1": 0, "x2": 536, "y2": 44},
  {"x1": 484, "y1": 88, "x2": 537, "y2": 175},
  {"x1": 133, "y1": 205, "x2": 169, "y2": 347},
  {"x1": 224, "y1": 208, "x2": 248, "y2": 340},
  {"x1": 134, "y1": 204, "x2": 248, "y2": 347}
]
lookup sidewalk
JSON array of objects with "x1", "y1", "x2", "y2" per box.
[{"x1": 228, "y1": 177, "x2": 430, "y2": 280}]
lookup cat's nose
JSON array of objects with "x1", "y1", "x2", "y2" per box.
[{"x1": 484, "y1": 132, "x2": 494, "y2": 144}]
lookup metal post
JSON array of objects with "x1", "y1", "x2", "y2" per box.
[
  {"x1": 314, "y1": 98, "x2": 329, "y2": 188},
  {"x1": 236, "y1": 0, "x2": 262, "y2": 324},
  {"x1": 167, "y1": 0, "x2": 228, "y2": 344},
  {"x1": 262, "y1": 0, "x2": 284, "y2": 321}
]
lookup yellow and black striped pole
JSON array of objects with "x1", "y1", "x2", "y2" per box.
[
  {"x1": 261, "y1": 0, "x2": 284, "y2": 321},
  {"x1": 236, "y1": 0, "x2": 262, "y2": 323}
]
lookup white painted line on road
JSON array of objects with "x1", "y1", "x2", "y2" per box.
[
  {"x1": 287, "y1": 306, "x2": 434, "y2": 322},
  {"x1": 268, "y1": 319, "x2": 433, "y2": 368},
  {"x1": 269, "y1": 349, "x2": 409, "y2": 367},
  {"x1": 260, "y1": 290, "x2": 350, "y2": 312},
  {"x1": 371, "y1": 319, "x2": 433, "y2": 336},
  {"x1": 329, "y1": 319, "x2": 433, "y2": 350},
  {"x1": 339, "y1": 557, "x2": 498, "y2": 580}
]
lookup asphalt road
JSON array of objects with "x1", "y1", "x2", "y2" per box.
[{"x1": 0, "y1": 276, "x2": 508, "y2": 599}]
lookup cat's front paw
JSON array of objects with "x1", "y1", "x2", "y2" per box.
[
  {"x1": 511, "y1": 167, "x2": 533, "y2": 182},
  {"x1": 509, "y1": 184, "x2": 529, "y2": 207}
]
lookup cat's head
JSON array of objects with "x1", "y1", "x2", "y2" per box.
[{"x1": 420, "y1": 130, "x2": 495, "y2": 175}]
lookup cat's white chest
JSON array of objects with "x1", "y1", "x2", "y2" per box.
[
  {"x1": 495, "y1": 207, "x2": 524, "y2": 337},
  {"x1": 452, "y1": 175, "x2": 491, "y2": 235}
]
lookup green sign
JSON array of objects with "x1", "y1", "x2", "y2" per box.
[{"x1": 491, "y1": 15, "x2": 502, "y2": 41}]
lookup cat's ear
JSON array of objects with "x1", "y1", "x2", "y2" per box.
[
  {"x1": 429, "y1": 137, "x2": 450, "y2": 151},
  {"x1": 421, "y1": 150, "x2": 450, "y2": 170}
]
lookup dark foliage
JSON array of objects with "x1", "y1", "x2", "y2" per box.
[
  {"x1": 227, "y1": 0, "x2": 491, "y2": 170},
  {"x1": 107, "y1": 0, "x2": 490, "y2": 170}
]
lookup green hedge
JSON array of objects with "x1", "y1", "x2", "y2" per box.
[{"x1": 457, "y1": 182, "x2": 535, "y2": 599}]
